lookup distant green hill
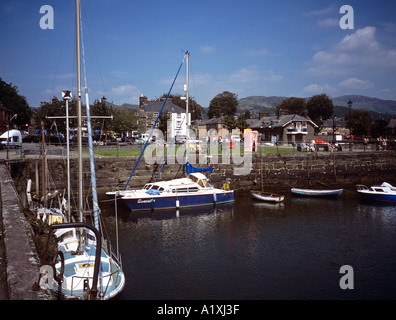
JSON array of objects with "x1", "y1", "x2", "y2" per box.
[{"x1": 237, "y1": 95, "x2": 396, "y2": 120}]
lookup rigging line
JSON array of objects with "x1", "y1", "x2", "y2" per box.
[
  {"x1": 49, "y1": 2, "x2": 74, "y2": 101},
  {"x1": 123, "y1": 54, "x2": 187, "y2": 190},
  {"x1": 154, "y1": 117, "x2": 185, "y2": 182},
  {"x1": 81, "y1": 1, "x2": 107, "y2": 96},
  {"x1": 80, "y1": 6, "x2": 100, "y2": 231}
]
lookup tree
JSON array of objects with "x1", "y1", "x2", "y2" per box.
[
  {"x1": 306, "y1": 94, "x2": 334, "y2": 126},
  {"x1": 208, "y1": 91, "x2": 238, "y2": 119},
  {"x1": 32, "y1": 96, "x2": 77, "y2": 134},
  {"x1": 223, "y1": 114, "x2": 237, "y2": 132},
  {"x1": 108, "y1": 108, "x2": 138, "y2": 136},
  {"x1": 91, "y1": 98, "x2": 113, "y2": 133},
  {"x1": 276, "y1": 97, "x2": 306, "y2": 116},
  {"x1": 236, "y1": 111, "x2": 249, "y2": 133},
  {"x1": 345, "y1": 109, "x2": 372, "y2": 138},
  {"x1": 0, "y1": 77, "x2": 32, "y2": 128}
]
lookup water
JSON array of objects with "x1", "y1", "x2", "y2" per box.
[{"x1": 100, "y1": 193, "x2": 396, "y2": 300}]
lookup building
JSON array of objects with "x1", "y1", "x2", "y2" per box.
[
  {"x1": 387, "y1": 119, "x2": 396, "y2": 136},
  {"x1": 0, "y1": 103, "x2": 15, "y2": 133},
  {"x1": 196, "y1": 116, "x2": 241, "y2": 140},
  {"x1": 138, "y1": 95, "x2": 188, "y2": 141},
  {"x1": 249, "y1": 114, "x2": 318, "y2": 144},
  {"x1": 320, "y1": 118, "x2": 350, "y2": 137}
]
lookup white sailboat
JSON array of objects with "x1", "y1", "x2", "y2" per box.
[
  {"x1": 106, "y1": 51, "x2": 234, "y2": 212},
  {"x1": 36, "y1": 0, "x2": 125, "y2": 300}
]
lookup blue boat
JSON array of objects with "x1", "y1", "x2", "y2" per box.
[
  {"x1": 106, "y1": 52, "x2": 234, "y2": 212},
  {"x1": 291, "y1": 187, "x2": 343, "y2": 198},
  {"x1": 356, "y1": 182, "x2": 396, "y2": 203},
  {"x1": 107, "y1": 172, "x2": 234, "y2": 212}
]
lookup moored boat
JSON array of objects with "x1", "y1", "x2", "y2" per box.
[
  {"x1": 291, "y1": 187, "x2": 343, "y2": 198},
  {"x1": 33, "y1": 0, "x2": 126, "y2": 299},
  {"x1": 356, "y1": 182, "x2": 396, "y2": 203},
  {"x1": 107, "y1": 172, "x2": 234, "y2": 212},
  {"x1": 106, "y1": 52, "x2": 234, "y2": 212},
  {"x1": 251, "y1": 190, "x2": 284, "y2": 203}
]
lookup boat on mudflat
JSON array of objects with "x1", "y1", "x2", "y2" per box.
[
  {"x1": 251, "y1": 190, "x2": 284, "y2": 203},
  {"x1": 291, "y1": 187, "x2": 343, "y2": 198},
  {"x1": 356, "y1": 182, "x2": 396, "y2": 203}
]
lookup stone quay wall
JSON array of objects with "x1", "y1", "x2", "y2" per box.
[{"x1": 15, "y1": 150, "x2": 396, "y2": 197}]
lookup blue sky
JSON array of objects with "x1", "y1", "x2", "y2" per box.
[{"x1": 1, "y1": 0, "x2": 396, "y2": 109}]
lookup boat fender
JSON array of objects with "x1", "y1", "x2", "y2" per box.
[
  {"x1": 176, "y1": 199, "x2": 180, "y2": 208},
  {"x1": 213, "y1": 193, "x2": 217, "y2": 203}
]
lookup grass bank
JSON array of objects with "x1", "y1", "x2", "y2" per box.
[{"x1": 90, "y1": 145, "x2": 296, "y2": 157}]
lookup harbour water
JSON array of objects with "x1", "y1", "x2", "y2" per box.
[{"x1": 100, "y1": 192, "x2": 396, "y2": 300}]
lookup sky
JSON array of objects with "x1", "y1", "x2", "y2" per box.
[{"x1": 1, "y1": 0, "x2": 396, "y2": 109}]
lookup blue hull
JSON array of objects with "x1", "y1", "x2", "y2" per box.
[
  {"x1": 122, "y1": 191, "x2": 234, "y2": 212},
  {"x1": 291, "y1": 188, "x2": 343, "y2": 197},
  {"x1": 358, "y1": 192, "x2": 396, "y2": 203}
]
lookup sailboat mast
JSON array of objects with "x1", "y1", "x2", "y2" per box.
[
  {"x1": 186, "y1": 51, "x2": 189, "y2": 127},
  {"x1": 76, "y1": 0, "x2": 83, "y2": 223},
  {"x1": 185, "y1": 51, "x2": 190, "y2": 166}
]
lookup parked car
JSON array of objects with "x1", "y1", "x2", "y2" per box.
[
  {"x1": 175, "y1": 135, "x2": 187, "y2": 144},
  {"x1": 230, "y1": 134, "x2": 241, "y2": 142},
  {"x1": 46, "y1": 134, "x2": 65, "y2": 145},
  {"x1": 22, "y1": 134, "x2": 41, "y2": 143},
  {"x1": 70, "y1": 136, "x2": 89, "y2": 145},
  {"x1": 0, "y1": 130, "x2": 22, "y2": 148}
]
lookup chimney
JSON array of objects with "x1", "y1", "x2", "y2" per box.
[
  {"x1": 139, "y1": 94, "x2": 148, "y2": 111},
  {"x1": 259, "y1": 112, "x2": 269, "y2": 120}
]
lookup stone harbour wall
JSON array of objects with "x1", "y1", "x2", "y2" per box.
[{"x1": 15, "y1": 151, "x2": 396, "y2": 196}]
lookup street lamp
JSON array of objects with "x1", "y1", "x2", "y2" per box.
[
  {"x1": 62, "y1": 90, "x2": 72, "y2": 221},
  {"x1": 347, "y1": 100, "x2": 353, "y2": 151},
  {"x1": 6, "y1": 114, "x2": 17, "y2": 161}
]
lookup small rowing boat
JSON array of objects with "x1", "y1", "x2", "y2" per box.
[
  {"x1": 291, "y1": 188, "x2": 343, "y2": 198},
  {"x1": 251, "y1": 190, "x2": 285, "y2": 203}
]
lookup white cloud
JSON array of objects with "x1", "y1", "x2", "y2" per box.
[
  {"x1": 107, "y1": 84, "x2": 141, "y2": 105},
  {"x1": 306, "y1": 26, "x2": 396, "y2": 76},
  {"x1": 303, "y1": 6, "x2": 336, "y2": 16},
  {"x1": 200, "y1": 45, "x2": 215, "y2": 53},
  {"x1": 338, "y1": 77, "x2": 375, "y2": 90},
  {"x1": 302, "y1": 84, "x2": 337, "y2": 95},
  {"x1": 317, "y1": 18, "x2": 339, "y2": 28},
  {"x1": 225, "y1": 66, "x2": 261, "y2": 83}
]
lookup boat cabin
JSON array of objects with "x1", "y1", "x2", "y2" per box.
[
  {"x1": 142, "y1": 172, "x2": 210, "y2": 195},
  {"x1": 187, "y1": 172, "x2": 208, "y2": 188}
]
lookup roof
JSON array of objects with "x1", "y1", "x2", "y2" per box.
[
  {"x1": 250, "y1": 114, "x2": 318, "y2": 129},
  {"x1": 144, "y1": 101, "x2": 185, "y2": 114},
  {"x1": 0, "y1": 129, "x2": 21, "y2": 138},
  {"x1": 387, "y1": 119, "x2": 396, "y2": 129}
]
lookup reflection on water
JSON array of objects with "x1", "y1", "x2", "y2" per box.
[{"x1": 100, "y1": 193, "x2": 396, "y2": 300}]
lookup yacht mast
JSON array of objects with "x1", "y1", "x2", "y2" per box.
[
  {"x1": 76, "y1": 0, "x2": 83, "y2": 223},
  {"x1": 185, "y1": 51, "x2": 190, "y2": 166}
]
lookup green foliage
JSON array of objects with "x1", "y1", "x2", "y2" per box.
[
  {"x1": 307, "y1": 94, "x2": 334, "y2": 126},
  {"x1": 208, "y1": 91, "x2": 238, "y2": 119},
  {"x1": 0, "y1": 77, "x2": 32, "y2": 127},
  {"x1": 160, "y1": 94, "x2": 204, "y2": 121},
  {"x1": 108, "y1": 107, "x2": 138, "y2": 133},
  {"x1": 276, "y1": 97, "x2": 306, "y2": 116},
  {"x1": 222, "y1": 114, "x2": 237, "y2": 131},
  {"x1": 346, "y1": 109, "x2": 372, "y2": 137},
  {"x1": 24, "y1": 208, "x2": 58, "y2": 266}
]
